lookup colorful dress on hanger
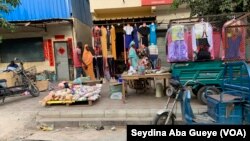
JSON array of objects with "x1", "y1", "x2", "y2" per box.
[
  {"x1": 150, "y1": 23, "x2": 157, "y2": 45},
  {"x1": 107, "y1": 26, "x2": 111, "y2": 50},
  {"x1": 167, "y1": 24, "x2": 189, "y2": 62},
  {"x1": 123, "y1": 25, "x2": 133, "y2": 49},
  {"x1": 132, "y1": 25, "x2": 139, "y2": 49},
  {"x1": 110, "y1": 25, "x2": 117, "y2": 60},
  {"x1": 222, "y1": 19, "x2": 246, "y2": 60},
  {"x1": 138, "y1": 26, "x2": 150, "y2": 47},
  {"x1": 92, "y1": 26, "x2": 102, "y2": 55},
  {"x1": 192, "y1": 22, "x2": 213, "y2": 61},
  {"x1": 101, "y1": 26, "x2": 108, "y2": 58}
]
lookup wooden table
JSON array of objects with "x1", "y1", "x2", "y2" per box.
[{"x1": 121, "y1": 72, "x2": 171, "y2": 103}]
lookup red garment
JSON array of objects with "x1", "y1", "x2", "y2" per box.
[
  {"x1": 73, "y1": 48, "x2": 82, "y2": 67},
  {"x1": 212, "y1": 32, "x2": 221, "y2": 60}
]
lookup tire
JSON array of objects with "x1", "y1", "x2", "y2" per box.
[
  {"x1": 197, "y1": 86, "x2": 220, "y2": 105},
  {"x1": 152, "y1": 112, "x2": 175, "y2": 125},
  {"x1": 29, "y1": 83, "x2": 40, "y2": 97}
]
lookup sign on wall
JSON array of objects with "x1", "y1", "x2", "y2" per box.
[{"x1": 141, "y1": 0, "x2": 173, "y2": 6}]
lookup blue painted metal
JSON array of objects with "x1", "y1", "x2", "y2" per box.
[
  {"x1": 2, "y1": 0, "x2": 93, "y2": 26},
  {"x1": 3, "y1": 0, "x2": 71, "y2": 21}
]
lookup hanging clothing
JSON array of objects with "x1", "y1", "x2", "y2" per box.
[
  {"x1": 150, "y1": 23, "x2": 157, "y2": 45},
  {"x1": 123, "y1": 25, "x2": 134, "y2": 49},
  {"x1": 92, "y1": 26, "x2": 102, "y2": 55},
  {"x1": 222, "y1": 19, "x2": 246, "y2": 60},
  {"x1": 132, "y1": 25, "x2": 139, "y2": 49},
  {"x1": 225, "y1": 35, "x2": 242, "y2": 59},
  {"x1": 167, "y1": 25, "x2": 189, "y2": 62},
  {"x1": 148, "y1": 44, "x2": 158, "y2": 69},
  {"x1": 93, "y1": 56, "x2": 104, "y2": 79},
  {"x1": 82, "y1": 46, "x2": 95, "y2": 80},
  {"x1": 107, "y1": 26, "x2": 111, "y2": 50},
  {"x1": 101, "y1": 26, "x2": 108, "y2": 58},
  {"x1": 138, "y1": 26, "x2": 150, "y2": 47},
  {"x1": 110, "y1": 25, "x2": 117, "y2": 60},
  {"x1": 213, "y1": 32, "x2": 221, "y2": 60},
  {"x1": 192, "y1": 22, "x2": 213, "y2": 60},
  {"x1": 168, "y1": 40, "x2": 188, "y2": 62}
]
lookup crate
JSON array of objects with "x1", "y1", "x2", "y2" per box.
[
  {"x1": 244, "y1": 104, "x2": 250, "y2": 124},
  {"x1": 207, "y1": 96, "x2": 243, "y2": 124},
  {"x1": 109, "y1": 83, "x2": 122, "y2": 94},
  {"x1": 36, "y1": 80, "x2": 49, "y2": 92}
]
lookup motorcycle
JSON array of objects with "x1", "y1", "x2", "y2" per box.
[
  {"x1": 0, "y1": 58, "x2": 40, "y2": 103},
  {"x1": 153, "y1": 79, "x2": 245, "y2": 125}
]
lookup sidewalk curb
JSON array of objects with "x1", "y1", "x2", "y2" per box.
[{"x1": 36, "y1": 108, "x2": 207, "y2": 128}]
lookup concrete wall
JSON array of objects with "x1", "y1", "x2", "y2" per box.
[
  {"x1": 0, "y1": 23, "x2": 74, "y2": 73},
  {"x1": 73, "y1": 18, "x2": 92, "y2": 47}
]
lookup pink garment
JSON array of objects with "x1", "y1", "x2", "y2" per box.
[
  {"x1": 73, "y1": 48, "x2": 82, "y2": 67},
  {"x1": 187, "y1": 32, "x2": 193, "y2": 61},
  {"x1": 212, "y1": 32, "x2": 221, "y2": 60}
]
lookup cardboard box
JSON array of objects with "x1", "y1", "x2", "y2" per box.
[
  {"x1": 36, "y1": 80, "x2": 49, "y2": 92},
  {"x1": 0, "y1": 71, "x2": 20, "y2": 87}
]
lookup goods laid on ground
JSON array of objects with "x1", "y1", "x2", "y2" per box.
[{"x1": 40, "y1": 82, "x2": 102, "y2": 106}]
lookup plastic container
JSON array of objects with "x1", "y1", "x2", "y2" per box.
[
  {"x1": 109, "y1": 83, "x2": 122, "y2": 95},
  {"x1": 110, "y1": 92, "x2": 122, "y2": 100},
  {"x1": 138, "y1": 66, "x2": 145, "y2": 75}
]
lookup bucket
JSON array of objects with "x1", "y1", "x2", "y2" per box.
[{"x1": 155, "y1": 83, "x2": 163, "y2": 98}]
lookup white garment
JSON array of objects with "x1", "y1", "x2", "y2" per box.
[
  {"x1": 192, "y1": 22, "x2": 213, "y2": 52},
  {"x1": 148, "y1": 44, "x2": 158, "y2": 55},
  {"x1": 123, "y1": 25, "x2": 133, "y2": 35}
]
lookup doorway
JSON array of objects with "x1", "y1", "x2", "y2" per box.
[{"x1": 54, "y1": 42, "x2": 70, "y2": 81}]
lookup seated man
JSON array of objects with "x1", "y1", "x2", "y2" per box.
[{"x1": 6, "y1": 61, "x2": 18, "y2": 71}]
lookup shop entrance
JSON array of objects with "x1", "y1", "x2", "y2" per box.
[
  {"x1": 93, "y1": 17, "x2": 156, "y2": 77},
  {"x1": 54, "y1": 42, "x2": 70, "y2": 81}
]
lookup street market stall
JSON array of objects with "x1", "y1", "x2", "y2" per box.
[
  {"x1": 40, "y1": 78, "x2": 103, "y2": 106},
  {"x1": 121, "y1": 71, "x2": 171, "y2": 103}
]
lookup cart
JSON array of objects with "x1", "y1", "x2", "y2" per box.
[
  {"x1": 154, "y1": 61, "x2": 250, "y2": 125},
  {"x1": 0, "y1": 58, "x2": 40, "y2": 103}
]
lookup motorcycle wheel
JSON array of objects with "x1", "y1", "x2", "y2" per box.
[
  {"x1": 197, "y1": 86, "x2": 220, "y2": 105},
  {"x1": 29, "y1": 83, "x2": 40, "y2": 97},
  {"x1": 152, "y1": 112, "x2": 175, "y2": 125}
]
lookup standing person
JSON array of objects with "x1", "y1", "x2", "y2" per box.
[
  {"x1": 128, "y1": 41, "x2": 139, "y2": 70},
  {"x1": 82, "y1": 44, "x2": 96, "y2": 80},
  {"x1": 73, "y1": 42, "x2": 86, "y2": 79}
]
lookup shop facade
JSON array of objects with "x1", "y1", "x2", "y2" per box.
[
  {"x1": 89, "y1": 0, "x2": 190, "y2": 74},
  {"x1": 0, "y1": 0, "x2": 93, "y2": 81}
]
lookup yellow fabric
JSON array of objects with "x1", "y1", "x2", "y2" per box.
[
  {"x1": 82, "y1": 46, "x2": 95, "y2": 80},
  {"x1": 101, "y1": 26, "x2": 108, "y2": 58},
  {"x1": 111, "y1": 25, "x2": 117, "y2": 60}
]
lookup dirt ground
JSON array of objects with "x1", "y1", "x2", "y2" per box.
[{"x1": 0, "y1": 111, "x2": 126, "y2": 141}]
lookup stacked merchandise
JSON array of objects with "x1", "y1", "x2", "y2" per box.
[{"x1": 40, "y1": 81, "x2": 102, "y2": 106}]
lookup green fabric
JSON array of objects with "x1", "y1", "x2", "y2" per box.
[{"x1": 128, "y1": 47, "x2": 139, "y2": 69}]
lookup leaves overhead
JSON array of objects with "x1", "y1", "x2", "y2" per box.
[
  {"x1": 0, "y1": 0, "x2": 20, "y2": 29},
  {"x1": 171, "y1": 0, "x2": 250, "y2": 16}
]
